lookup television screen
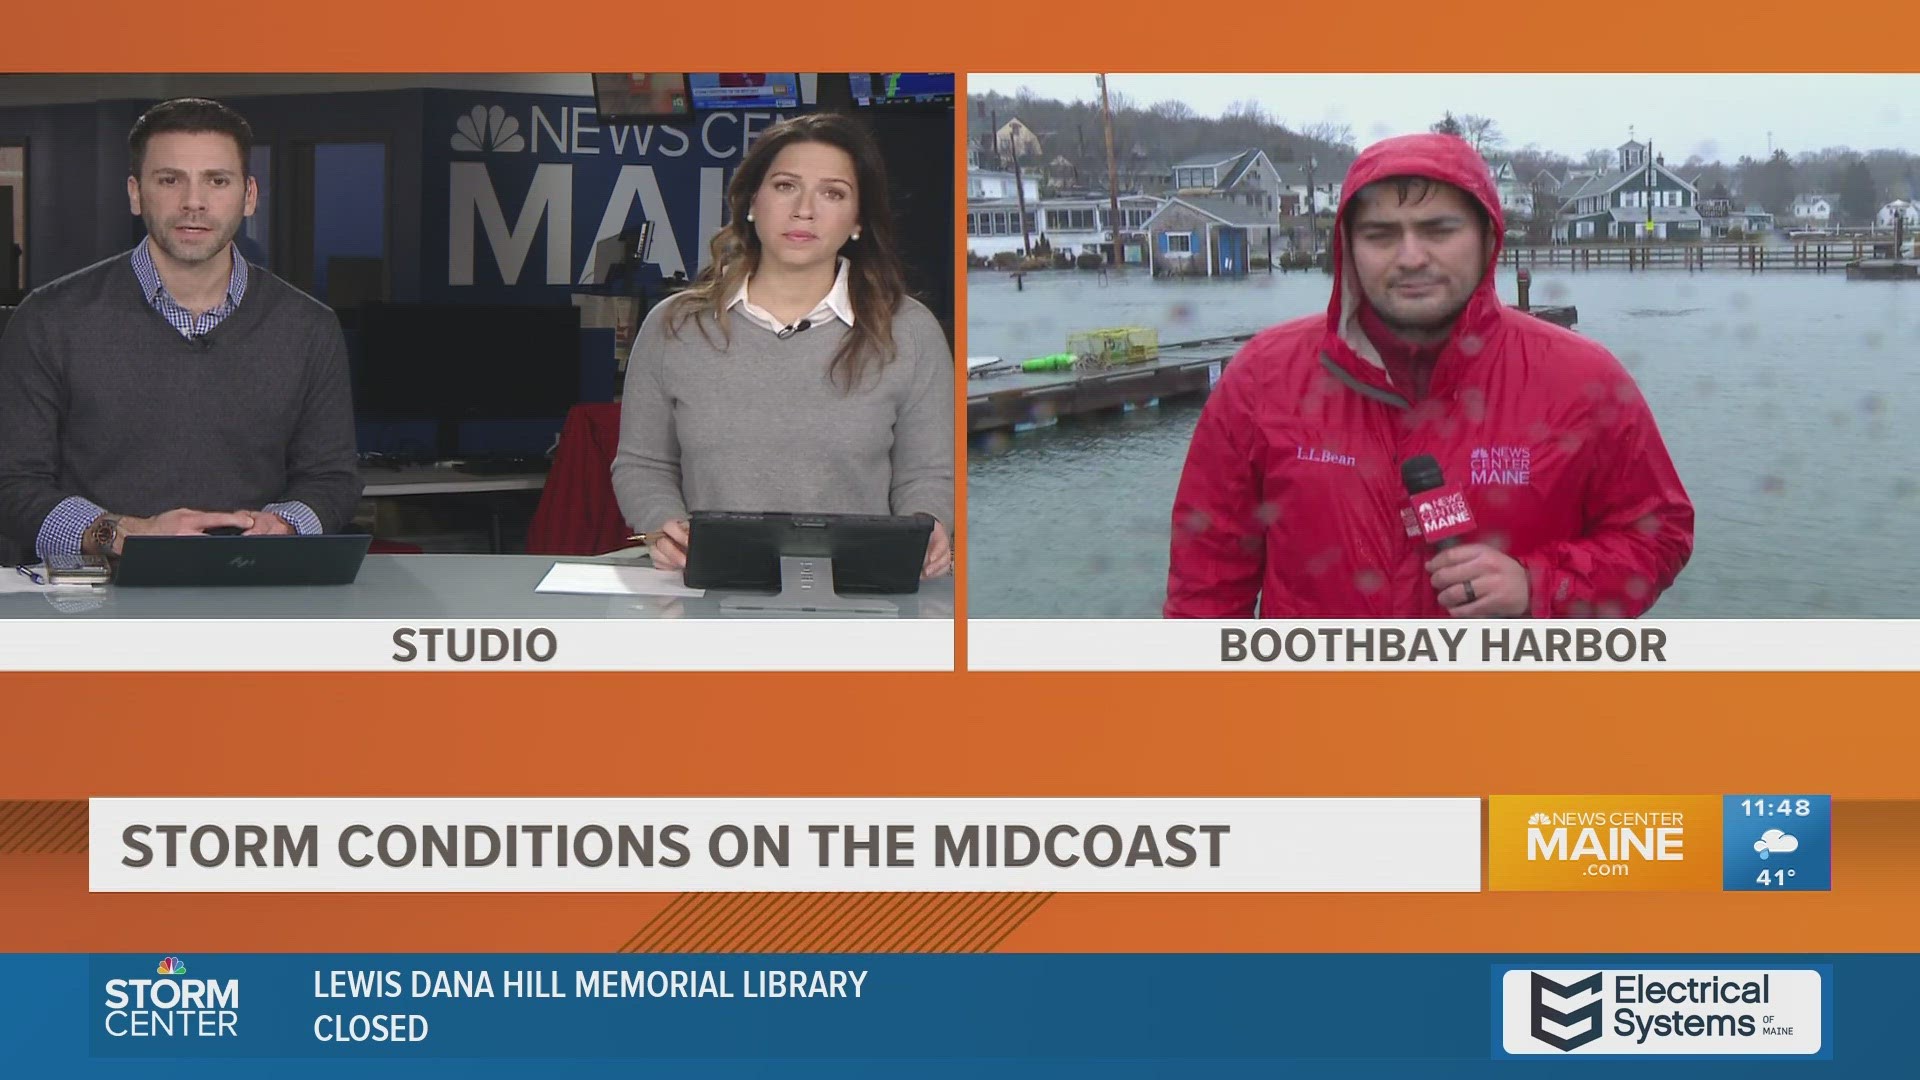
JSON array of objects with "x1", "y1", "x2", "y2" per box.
[
  {"x1": 850, "y1": 73, "x2": 954, "y2": 107},
  {"x1": 688, "y1": 73, "x2": 801, "y2": 110},
  {"x1": 591, "y1": 73, "x2": 691, "y2": 119},
  {"x1": 812, "y1": 73, "x2": 854, "y2": 109},
  {"x1": 354, "y1": 304, "x2": 582, "y2": 422}
]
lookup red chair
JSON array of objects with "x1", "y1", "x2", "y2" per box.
[{"x1": 526, "y1": 402, "x2": 629, "y2": 555}]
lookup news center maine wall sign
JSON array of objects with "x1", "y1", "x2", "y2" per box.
[{"x1": 424, "y1": 90, "x2": 791, "y2": 304}]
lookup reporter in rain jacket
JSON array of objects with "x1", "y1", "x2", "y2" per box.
[{"x1": 1165, "y1": 133, "x2": 1693, "y2": 618}]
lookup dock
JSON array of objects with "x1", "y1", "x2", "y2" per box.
[
  {"x1": 968, "y1": 307, "x2": 1580, "y2": 435},
  {"x1": 1843, "y1": 260, "x2": 1919, "y2": 281},
  {"x1": 968, "y1": 338, "x2": 1243, "y2": 434}
]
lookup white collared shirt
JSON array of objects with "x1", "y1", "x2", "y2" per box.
[{"x1": 726, "y1": 258, "x2": 854, "y2": 335}]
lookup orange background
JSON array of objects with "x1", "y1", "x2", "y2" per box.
[
  {"x1": 3, "y1": 4, "x2": 1919, "y2": 954},
  {"x1": 6, "y1": 6, "x2": 1920, "y2": 71},
  {"x1": 3, "y1": 675, "x2": 1917, "y2": 951}
]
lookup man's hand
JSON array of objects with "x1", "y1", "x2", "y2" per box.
[
  {"x1": 1427, "y1": 543, "x2": 1531, "y2": 617},
  {"x1": 114, "y1": 508, "x2": 256, "y2": 554},
  {"x1": 241, "y1": 511, "x2": 294, "y2": 536},
  {"x1": 648, "y1": 519, "x2": 691, "y2": 571}
]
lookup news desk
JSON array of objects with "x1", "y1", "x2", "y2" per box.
[
  {"x1": 359, "y1": 467, "x2": 550, "y2": 553},
  {"x1": 0, "y1": 554, "x2": 954, "y2": 620}
]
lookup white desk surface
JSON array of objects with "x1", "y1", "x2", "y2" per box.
[{"x1": 0, "y1": 554, "x2": 954, "y2": 620}]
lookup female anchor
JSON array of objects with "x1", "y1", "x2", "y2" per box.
[{"x1": 612, "y1": 113, "x2": 953, "y2": 577}]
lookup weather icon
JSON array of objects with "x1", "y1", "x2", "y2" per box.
[{"x1": 1753, "y1": 830, "x2": 1800, "y2": 861}]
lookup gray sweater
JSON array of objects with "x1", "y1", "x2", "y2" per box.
[
  {"x1": 612, "y1": 296, "x2": 954, "y2": 534},
  {"x1": 0, "y1": 253, "x2": 362, "y2": 546}
]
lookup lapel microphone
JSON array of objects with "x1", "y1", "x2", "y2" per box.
[{"x1": 775, "y1": 319, "x2": 813, "y2": 340}]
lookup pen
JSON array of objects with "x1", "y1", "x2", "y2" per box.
[
  {"x1": 15, "y1": 564, "x2": 46, "y2": 586},
  {"x1": 627, "y1": 532, "x2": 660, "y2": 546}
]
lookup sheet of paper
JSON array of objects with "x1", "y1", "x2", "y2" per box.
[
  {"x1": 534, "y1": 562, "x2": 706, "y2": 599},
  {"x1": 0, "y1": 568, "x2": 102, "y2": 595}
]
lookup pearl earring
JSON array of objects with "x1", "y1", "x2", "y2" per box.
[
  {"x1": 746, "y1": 211, "x2": 754, "y2": 222},
  {"x1": 851, "y1": 230, "x2": 861, "y2": 241}
]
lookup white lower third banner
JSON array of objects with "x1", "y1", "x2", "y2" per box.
[
  {"x1": 88, "y1": 798, "x2": 1482, "y2": 893},
  {"x1": 0, "y1": 619, "x2": 953, "y2": 671},
  {"x1": 967, "y1": 619, "x2": 1920, "y2": 671}
]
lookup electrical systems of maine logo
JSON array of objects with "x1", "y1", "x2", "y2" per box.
[
  {"x1": 1497, "y1": 967, "x2": 1827, "y2": 1057},
  {"x1": 1529, "y1": 972, "x2": 1603, "y2": 1050}
]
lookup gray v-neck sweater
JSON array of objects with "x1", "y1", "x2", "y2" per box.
[
  {"x1": 612, "y1": 295, "x2": 954, "y2": 534},
  {"x1": 0, "y1": 252, "x2": 362, "y2": 545}
]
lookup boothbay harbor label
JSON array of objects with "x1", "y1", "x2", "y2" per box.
[
  {"x1": 1219, "y1": 625, "x2": 1670, "y2": 664},
  {"x1": 969, "y1": 619, "x2": 1920, "y2": 670}
]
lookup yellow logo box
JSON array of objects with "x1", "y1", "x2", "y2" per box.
[{"x1": 1489, "y1": 796, "x2": 1723, "y2": 891}]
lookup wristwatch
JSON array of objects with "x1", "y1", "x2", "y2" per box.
[{"x1": 82, "y1": 514, "x2": 123, "y2": 563}]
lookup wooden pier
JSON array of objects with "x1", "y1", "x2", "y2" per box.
[
  {"x1": 1844, "y1": 260, "x2": 1920, "y2": 281},
  {"x1": 968, "y1": 337, "x2": 1244, "y2": 435},
  {"x1": 1502, "y1": 240, "x2": 1904, "y2": 273},
  {"x1": 968, "y1": 305, "x2": 1581, "y2": 435}
]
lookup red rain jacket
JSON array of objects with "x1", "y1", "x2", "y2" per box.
[
  {"x1": 526, "y1": 402, "x2": 629, "y2": 556},
  {"x1": 1166, "y1": 133, "x2": 1693, "y2": 618}
]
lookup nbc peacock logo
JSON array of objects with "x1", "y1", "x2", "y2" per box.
[
  {"x1": 450, "y1": 105, "x2": 525, "y2": 154},
  {"x1": 156, "y1": 956, "x2": 186, "y2": 976}
]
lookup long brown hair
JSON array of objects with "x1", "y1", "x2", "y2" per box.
[{"x1": 665, "y1": 113, "x2": 908, "y2": 389}]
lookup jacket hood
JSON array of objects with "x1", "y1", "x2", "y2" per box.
[{"x1": 1325, "y1": 133, "x2": 1508, "y2": 382}]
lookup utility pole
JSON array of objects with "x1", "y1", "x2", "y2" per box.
[
  {"x1": 1306, "y1": 154, "x2": 1318, "y2": 253},
  {"x1": 992, "y1": 106, "x2": 1033, "y2": 259},
  {"x1": 1098, "y1": 74, "x2": 1123, "y2": 267},
  {"x1": 1645, "y1": 138, "x2": 1655, "y2": 244}
]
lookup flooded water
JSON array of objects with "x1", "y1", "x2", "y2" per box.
[{"x1": 965, "y1": 267, "x2": 1920, "y2": 618}]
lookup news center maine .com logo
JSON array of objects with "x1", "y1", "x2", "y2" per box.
[
  {"x1": 1496, "y1": 967, "x2": 1826, "y2": 1057},
  {"x1": 101, "y1": 956, "x2": 241, "y2": 1039}
]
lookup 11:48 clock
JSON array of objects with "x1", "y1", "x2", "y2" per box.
[
  {"x1": 1722, "y1": 795, "x2": 1831, "y2": 892},
  {"x1": 1740, "y1": 798, "x2": 1815, "y2": 818}
]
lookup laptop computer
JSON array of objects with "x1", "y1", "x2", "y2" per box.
[{"x1": 113, "y1": 534, "x2": 373, "y2": 587}]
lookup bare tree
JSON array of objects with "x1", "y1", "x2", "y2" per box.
[
  {"x1": 1150, "y1": 99, "x2": 1196, "y2": 122},
  {"x1": 1510, "y1": 143, "x2": 1574, "y2": 182},
  {"x1": 1298, "y1": 121, "x2": 1356, "y2": 149},
  {"x1": 1223, "y1": 99, "x2": 1274, "y2": 126},
  {"x1": 1457, "y1": 114, "x2": 1505, "y2": 156},
  {"x1": 1583, "y1": 147, "x2": 1617, "y2": 173}
]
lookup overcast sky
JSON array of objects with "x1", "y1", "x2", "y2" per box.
[{"x1": 967, "y1": 74, "x2": 1919, "y2": 162}]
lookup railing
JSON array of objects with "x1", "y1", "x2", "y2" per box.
[{"x1": 1501, "y1": 241, "x2": 1895, "y2": 272}]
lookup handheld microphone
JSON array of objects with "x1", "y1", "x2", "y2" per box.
[
  {"x1": 1400, "y1": 454, "x2": 1476, "y2": 549},
  {"x1": 774, "y1": 318, "x2": 813, "y2": 340}
]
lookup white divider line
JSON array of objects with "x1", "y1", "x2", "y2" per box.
[
  {"x1": 967, "y1": 619, "x2": 1920, "y2": 671},
  {"x1": 0, "y1": 619, "x2": 954, "y2": 672}
]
